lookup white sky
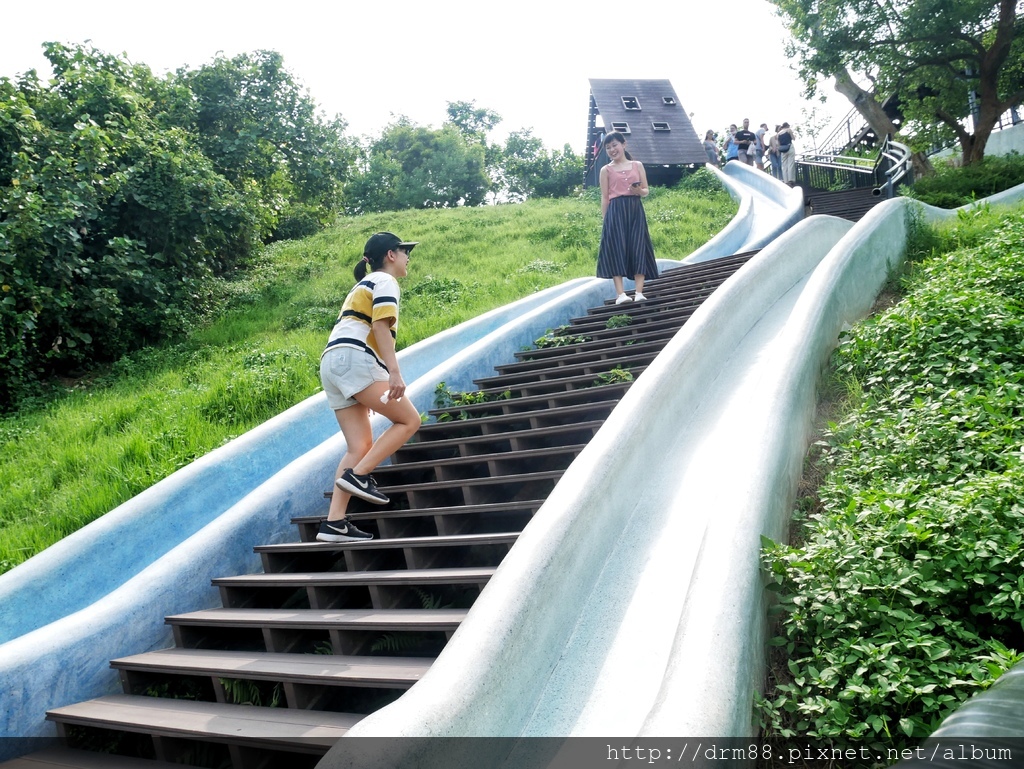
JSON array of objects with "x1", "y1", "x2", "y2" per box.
[{"x1": 2, "y1": 0, "x2": 851, "y2": 151}]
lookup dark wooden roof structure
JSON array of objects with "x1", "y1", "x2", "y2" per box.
[{"x1": 585, "y1": 79, "x2": 707, "y2": 187}]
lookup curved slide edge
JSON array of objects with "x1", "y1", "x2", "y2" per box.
[
  {"x1": 680, "y1": 162, "x2": 805, "y2": 264},
  {"x1": 321, "y1": 185, "x2": 1024, "y2": 764},
  {"x1": 0, "y1": 277, "x2": 592, "y2": 644}
]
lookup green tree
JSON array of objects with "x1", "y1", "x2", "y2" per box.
[
  {"x1": 499, "y1": 129, "x2": 583, "y2": 201},
  {"x1": 345, "y1": 117, "x2": 490, "y2": 212},
  {"x1": 445, "y1": 99, "x2": 501, "y2": 143},
  {"x1": 771, "y1": 0, "x2": 1024, "y2": 167},
  {"x1": 180, "y1": 50, "x2": 355, "y2": 239},
  {"x1": 0, "y1": 44, "x2": 257, "y2": 405}
]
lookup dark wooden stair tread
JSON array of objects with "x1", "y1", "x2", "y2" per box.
[
  {"x1": 0, "y1": 747, "x2": 184, "y2": 768},
  {"x1": 47, "y1": 694, "x2": 358, "y2": 749},
  {"x1": 255, "y1": 532, "x2": 519, "y2": 555},
  {"x1": 165, "y1": 607, "x2": 468, "y2": 631},
  {"x1": 111, "y1": 648, "x2": 430, "y2": 687},
  {"x1": 295, "y1": 499, "x2": 544, "y2": 525},
  {"x1": 371, "y1": 444, "x2": 587, "y2": 475},
  {"x1": 212, "y1": 566, "x2": 495, "y2": 588}
]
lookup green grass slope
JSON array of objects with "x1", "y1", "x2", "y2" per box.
[{"x1": 0, "y1": 184, "x2": 736, "y2": 575}]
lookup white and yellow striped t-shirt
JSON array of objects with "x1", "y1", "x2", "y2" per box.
[{"x1": 322, "y1": 271, "x2": 399, "y2": 370}]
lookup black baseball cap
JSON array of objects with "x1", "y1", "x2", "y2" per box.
[{"x1": 364, "y1": 232, "x2": 418, "y2": 260}]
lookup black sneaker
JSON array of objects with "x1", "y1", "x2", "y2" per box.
[
  {"x1": 336, "y1": 468, "x2": 389, "y2": 505},
  {"x1": 316, "y1": 518, "x2": 373, "y2": 542}
]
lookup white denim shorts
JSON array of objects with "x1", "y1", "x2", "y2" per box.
[{"x1": 320, "y1": 347, "x2": 389, "y2": 410}]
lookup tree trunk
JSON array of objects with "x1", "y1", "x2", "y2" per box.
[
  {"x1": 833, "y1": 68, "x2": 899, "y2": 143},
  {"x1": 833, "y1": 67, "x2": 933, "y2": 178}
]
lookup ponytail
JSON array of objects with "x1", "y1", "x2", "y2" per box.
[{"x1": 353, "y1": 254, "x2": 378, "y2": 281}]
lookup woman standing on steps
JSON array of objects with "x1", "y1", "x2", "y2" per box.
[
  {"x1": 317, "y1": 232, "x2": 422, "y2": 542},
  {"x1": 596, "y1": 132, "x2": 658, "y2": 305}
]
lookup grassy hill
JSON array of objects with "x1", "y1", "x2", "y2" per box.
[{"x1": 0, "y1": 183, "x2": 736, "y2": 575}]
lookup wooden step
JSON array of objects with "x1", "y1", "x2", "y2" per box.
[
  {"x1": 415, "y1": 401, "x2": 617, "y2": 435},
  {"x1": 492, "y1": 337, "x2": 667, "y2": 375},
  {"x1": 166, "y1": 608, "x2": 468, "y2": 656},
  {"x1": 0, "y1": 747, "x2": 183, "y2": 768},
  {"x1": 396, "y1": 420, "x2": 604, "y2": 459},
  {"x1": 111, "y1": 648, "x2": 430, "y2": 703},
  {"x1": 473, "y1": 362, "x2": 655, "y2": 393},
  {"x1": 255, "y1": 532, "x2": 520, "y2": 573},
  {"x1": 212, "y1": 567, "x2": 496, "y2": 611},
  {"x1": 372, "y1": 444, "x2": 587, "y2": 481},
  {"x1": 293, "y1": 499, "x2": 545, "y2": 541},
  {"x1": 469, "y1": 370, "x2": 650, "y2": 399},
  {"x1": 371, "y1": 468, "x2": 565, "y2": 511},
  {"x1": 47, "y1": 694, "x2": 357, "y2": 752},
  {"x1": 166, "y1": 607, "x2": 467, "y2": 632},
  {"x1": 428, "y1": 380, "x2": 628, "y2": 418},
  {"x1": 517, "y1": 319, "x2": 683, "y2": 359}
]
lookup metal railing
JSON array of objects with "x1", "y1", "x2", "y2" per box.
[{"x1": 796, "y1": 136, "x2": 912, "y2": 197}]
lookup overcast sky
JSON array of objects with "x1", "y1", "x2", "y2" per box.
[{"x1": 2, "y1": 0, "x2": 852, "y2": 151}]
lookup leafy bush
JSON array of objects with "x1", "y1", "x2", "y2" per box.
[
  {"x1": 533, "y1": 325, "x2": 590, "y2": 349},
  {"x1": 903, "y1": 152, "x2": 1024, "y2": 208},
  {"x1": 405, "y1": 275, "x2": 468, "y2": 306},
  {"x1": 605, "y1": 314, "x2": 632, "y2": 329},
  {"x1": 759, "y1": 208, "x2": 1024, "y2": 746},
  {"x1": 676, "y1": 167, "x2": 728, "y2": 197},
  {"x1": 0, "y1": 43, "x2": 357, "y2": 408},
  {"x1": 0, "y1": 49, "x2": 260, "y2": 406}
]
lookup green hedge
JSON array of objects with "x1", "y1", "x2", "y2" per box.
[
  {"x1": 759, "y1": 206, "x2": 1024, "y2": 747},
  {"x1": 904, "y1": 152, "x2": 1024, "y2": 208}
]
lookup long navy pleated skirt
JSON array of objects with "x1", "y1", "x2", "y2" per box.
[{"x1": 596, "y1": 195, "x2": 659, "y2": 280}]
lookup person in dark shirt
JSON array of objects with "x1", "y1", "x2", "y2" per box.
[{"x1": 734, "y1": 118, "x2": 757, "y2": 166}]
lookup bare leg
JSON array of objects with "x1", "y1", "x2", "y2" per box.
[
  {"x1": 326, "y1": 405, "x2": 373, "y2": 522},
  {"x1": 612, "y1": 276, "x2": 625, "y2": 297},
  {"x1": 634, "y1": 274, "x2": 646, "y2": 296},
  {"x1": 348, "y1": 381, "x2": 420, "y2": 474},
  {"x1": 327, "y1": 382, "x2": 420, "y2": 521}
]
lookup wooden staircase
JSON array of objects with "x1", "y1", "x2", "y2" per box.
[
  {"x1": 3, "y1": 252, "x2": 755, "y2": 769},
  {"x1": 806, "y1": 186, "x2": 885, "y2": 222}
]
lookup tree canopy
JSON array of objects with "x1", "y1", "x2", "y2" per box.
[
  {"x1": 0, "y1": 44, "x2": 584, "y2": 407},
  {"x1": 771, "y1": 0, "x2": 1024, "y2": 164}
]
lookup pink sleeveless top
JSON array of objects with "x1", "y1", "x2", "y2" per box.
[{"x1": 606, "y1": 161, "x2": 640, "y2": 199}]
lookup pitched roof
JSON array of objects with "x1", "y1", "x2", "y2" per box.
[{"x1": 588, "y1": 79, "x2": 706, "y2": 166}]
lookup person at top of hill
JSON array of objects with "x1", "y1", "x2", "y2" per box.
[
  {"x1": 317, "y1": 231, "x2": 421, "y2": 542},
  {"x1": 704, "y1": 130, "x2": 720, "y2": 168},
  {"x1": 777, "y1": 121, "x2": 797, "y2": 187},
  {"x1": 597, "y1": 131, "x2": 658, "y2": 305},
  {"x1": 735, "y1": 118, "x2": 757, "y2": 165},
  {"x1": 723, "y1": 123, "x2": 739, "y2": 163}
]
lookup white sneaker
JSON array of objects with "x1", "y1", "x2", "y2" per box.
[
  {"x1": 634, "y1": 292, "x2": 647, "y2": 301},
  {"x1": 615, "y1": 293, "x2": 632, "y2": 305}
]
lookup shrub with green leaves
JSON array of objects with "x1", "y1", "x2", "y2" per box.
[
  {"x1": 903, "y1": 152, "x2": 1024, "y2": 208},
  {"x1": 759, "y1": 207, "x2": 1024, "y2": 747}
]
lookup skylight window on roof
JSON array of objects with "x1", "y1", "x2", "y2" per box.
[
  {"x1": 652, "y1": 122, "x2": 671, "y2": 131},
  {"x1": 610, "y1": 122, "x2": 631, "y2": 134},
  {"x1": 662, "y1": 96, "x2": 677, "y2": 106},
  {"x1": 621, "y1": 96, "x2": 641, "y2": 111}
]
